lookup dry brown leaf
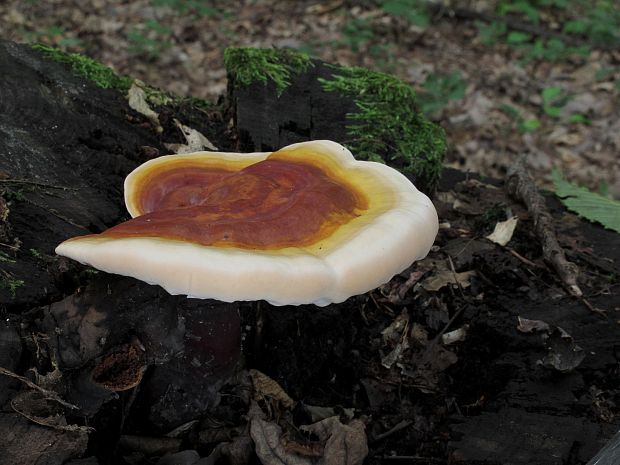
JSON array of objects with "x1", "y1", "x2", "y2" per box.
[
  {"x1": 300, "y1": 417, "x2": 368, "y2": 465},
  {"x1": 541, "y1": 327, "x2": 585, "y2": 372},
  {"x1": 10, "y1": 391, "x2": 93, "y2": 433},
  {"x1": 548, "y1": 127, "x2": 583, "y2": 146},
  {"x1": 164, "y1": 118, "x2": 218, "y2": 153},
  {"x1": 250, "y1": 416, "x2": 315, "y2": 465},
  {"x1": 441, "y1": 325, "x2": 469, "y2": 345},
  {"x1": 381, "y1": 309, "x2": 409, "y2": 346},
  {"x1": 383, "y1": 270, "x2": 426, "y2": 303},
  {"x1": 249, "y1": 369, "x2": 296, "y2": 410},
  {"x1": 421, "y1": 270, "x2": 476, "y2": 292},
  {"x1": 0, "y1": 366, "x2": 77, "y2": 411},
  {"x1": 127, "y1": 81, "x2": 162, "y2": 133},
  {"x1": 381, "y1": 310, "x2": 411, "y2": 368},
  {"x1": 249, "y1": 400, "x2": 366, "y2": 465},
  {"x1": 401, "y1": 345, "x2": 458, "y2": 393},
  {"x1": 516, "y1": 316, "x2": 551, "y2": 333},
  {"x1": 486, "y1": 216, "x2": 518, "y2": 246},
  {"x1": 515, "y1": 319, "x2": 585, "y2": 372}
]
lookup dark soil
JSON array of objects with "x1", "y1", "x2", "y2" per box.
[{"x1": 1, "y1": 40, "x2": 619, "y2": 465}]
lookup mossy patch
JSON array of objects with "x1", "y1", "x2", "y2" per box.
[
  {"x1": 31, "y1": 44, "x2": 134, "y2": 92},
  {"x1": 30, "y1": 44, "x2": 214, "y2": 111},
  {"x1": 320, "y1": 65, "x2": 446, "y2": 191},
  {"x1": 224, "y1": 47, "x2": 313, "y2": 95}
]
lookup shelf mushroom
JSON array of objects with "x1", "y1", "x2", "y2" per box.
[{"x1": 56, "y1": 140, "x2": 438, "y2": 306}]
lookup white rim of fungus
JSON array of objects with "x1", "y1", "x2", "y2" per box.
[{"x1": 56, "y1": 140, "x2": 438, "y2": 306}]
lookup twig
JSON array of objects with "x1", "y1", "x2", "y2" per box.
[
  {"x1": 0, "y1": 366, "x2": 79, "y2": 410},
  {"x1": 505, "y1": 156, "x2": 583, "y2": 298},
  {"x1": 371, "y1": 419, "x2": 413, "y2": 443},
  {"x1": 578, "y1": 295, "x2": 606, "y2": 318},
  {"x1": 507, "y1": 247, "x2": 544, "y2": 269},
  {"x1": 446, "y1": 254, "x2": 466, "y2": 299}
]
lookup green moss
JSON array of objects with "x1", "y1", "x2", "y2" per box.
[
  {"x1": 31, "y1": 44, "x2": 133, "y2": 92},
  {"x1": 31, "y1": 44, "x2": 215, "y2": 111},
  {"x1": 224, "y1": 47, "x2": 313, "y2": 95},
  {"x1": 320, "y1": 65, "x2": 446, "y2": 192}
]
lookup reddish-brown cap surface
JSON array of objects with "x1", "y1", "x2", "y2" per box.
[{"x1": 56, "y1": 140, "x2": 438, "y2": 305}]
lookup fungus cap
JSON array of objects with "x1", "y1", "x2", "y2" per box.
[{"x1": 56, "y1": 140, "x2": 438, "y2": 306}]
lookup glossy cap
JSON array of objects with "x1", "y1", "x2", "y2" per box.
[{"x1": 56, "y1": 140, "x2": 438, "y2": 306}]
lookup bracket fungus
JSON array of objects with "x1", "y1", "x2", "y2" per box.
[{"x1": 56, "y1": 140, "x2": 438, "y2": 306}]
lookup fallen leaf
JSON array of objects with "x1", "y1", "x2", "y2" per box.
[
  {"x1": 541, "y1": 327, "x2": 585, "y2": 372},
  {"x1": 250, "y1": 369, "x2": 296, "y2": 410},
  {"x1": 421, "y1": 270, "x2": 476, "y2": 292},
  {"x1": 401, "y1": 344, "x2": 458, "y2": 393},
  {"x1": 465, "y1": 91, "x2": 494, "y2": 126},
  {"x1": 10, "y1": 391, "x2": 93, "y2": 433},
  {"x1": 516, "y1": 318, "x2": 585, "y2": 372},
  {"x1": 381, "y1": 309, "x2": 411, "y2": 369},
  {"x1": 300, "y1": 417, "x2": 368, "y2": 465},
  {"x1": 250, "y1": 416, "x2": 315, "y2": 465},
  {"x1": 410, "y1": 323, "x2": 429, "y2": 347},
  {"x1": 381, "y1": 342, "x2": 405, "y2": 369},
  {"x1": 516, "y1": 316, "x2": 551, "y2": 333},
  {"x1": 381, "y1": 309, "x2": 409, "y2": 346},
  {"x1": 441, "y1": 325, "x2": 468, "y2": 345},
  {"x1": 164, "y1": 118, "x2": 218, "y2": 153},
  {"x1": 548, "y1": 127, "x2": 583, "y2": 146},
  {"x1": 384, "y1": 270, "x2": 426, "y2": 303},
  {"x1": 127, "y1": 81, "x2": 162, "y2": 133},
  {"x1": 486, "y1": 216, "x2": 518, "y2": 246}
]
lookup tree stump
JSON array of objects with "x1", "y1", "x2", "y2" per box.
[{"x1": 0, "y1": 41, "x2": 618, "y2": 465}]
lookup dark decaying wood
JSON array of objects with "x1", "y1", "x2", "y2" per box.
[
  {"x1": 0, "y1": 40, "x2": 619, "y2": 465},
  {"x1": 228, "y1": 60, "x2": 355, "y2": 153}
]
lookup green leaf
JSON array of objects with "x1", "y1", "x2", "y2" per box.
[
  {"x1": 382, "y1": 0, "x2": 430, "y2": 27},
  {"x1": 499, "y1": 103, "x2": 520, "y2": 119},
  {"x1": 520, "y1": 118, "x2": 540, "y2": 132},
  {"x1": 568, "y1": 113, "x2": 589, "y2": 124},
  {"x1": 476, "y1": 20, "x2": 507, "y2": 45},
  {"x1": 542, "y1": 86, "x2": 562, "y2": 103},
  {"x1": 553, "y1": 169, "x2": 620, "y2": 233},
  {"x1": 543, "y1": 106, "x2": 561, "y2": 118},
  {"x1": 563, "y1": 19, "x2": 588, "y2": 34},
  {"x1": 507, "y1": 31, "x2": 532, "y2": 44}
]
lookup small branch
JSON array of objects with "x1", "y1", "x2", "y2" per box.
[
  {"x1": 371, "y1": 419, "x2": 413, "y2": 443},
  {"x1": 0, "y1": 366, "x2": 79, "y2": 410},
  {"x1": 505, "y1": 157, "x2": 582, "y2": 298}
]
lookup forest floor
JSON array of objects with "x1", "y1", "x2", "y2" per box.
[
  {"x1": 1, "y1": 6, "x2": 620, "y2": 464},
  {"x1": 1, "y1": 0, "x2": 619, "y2": 196}
]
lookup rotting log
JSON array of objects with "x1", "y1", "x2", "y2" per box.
[
  {"x1": 0, "y1": 40, "x2": 619, "y2": 465},
  {"x1": 224, "y1": 47, "x2": 447, "y2": 194}
]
